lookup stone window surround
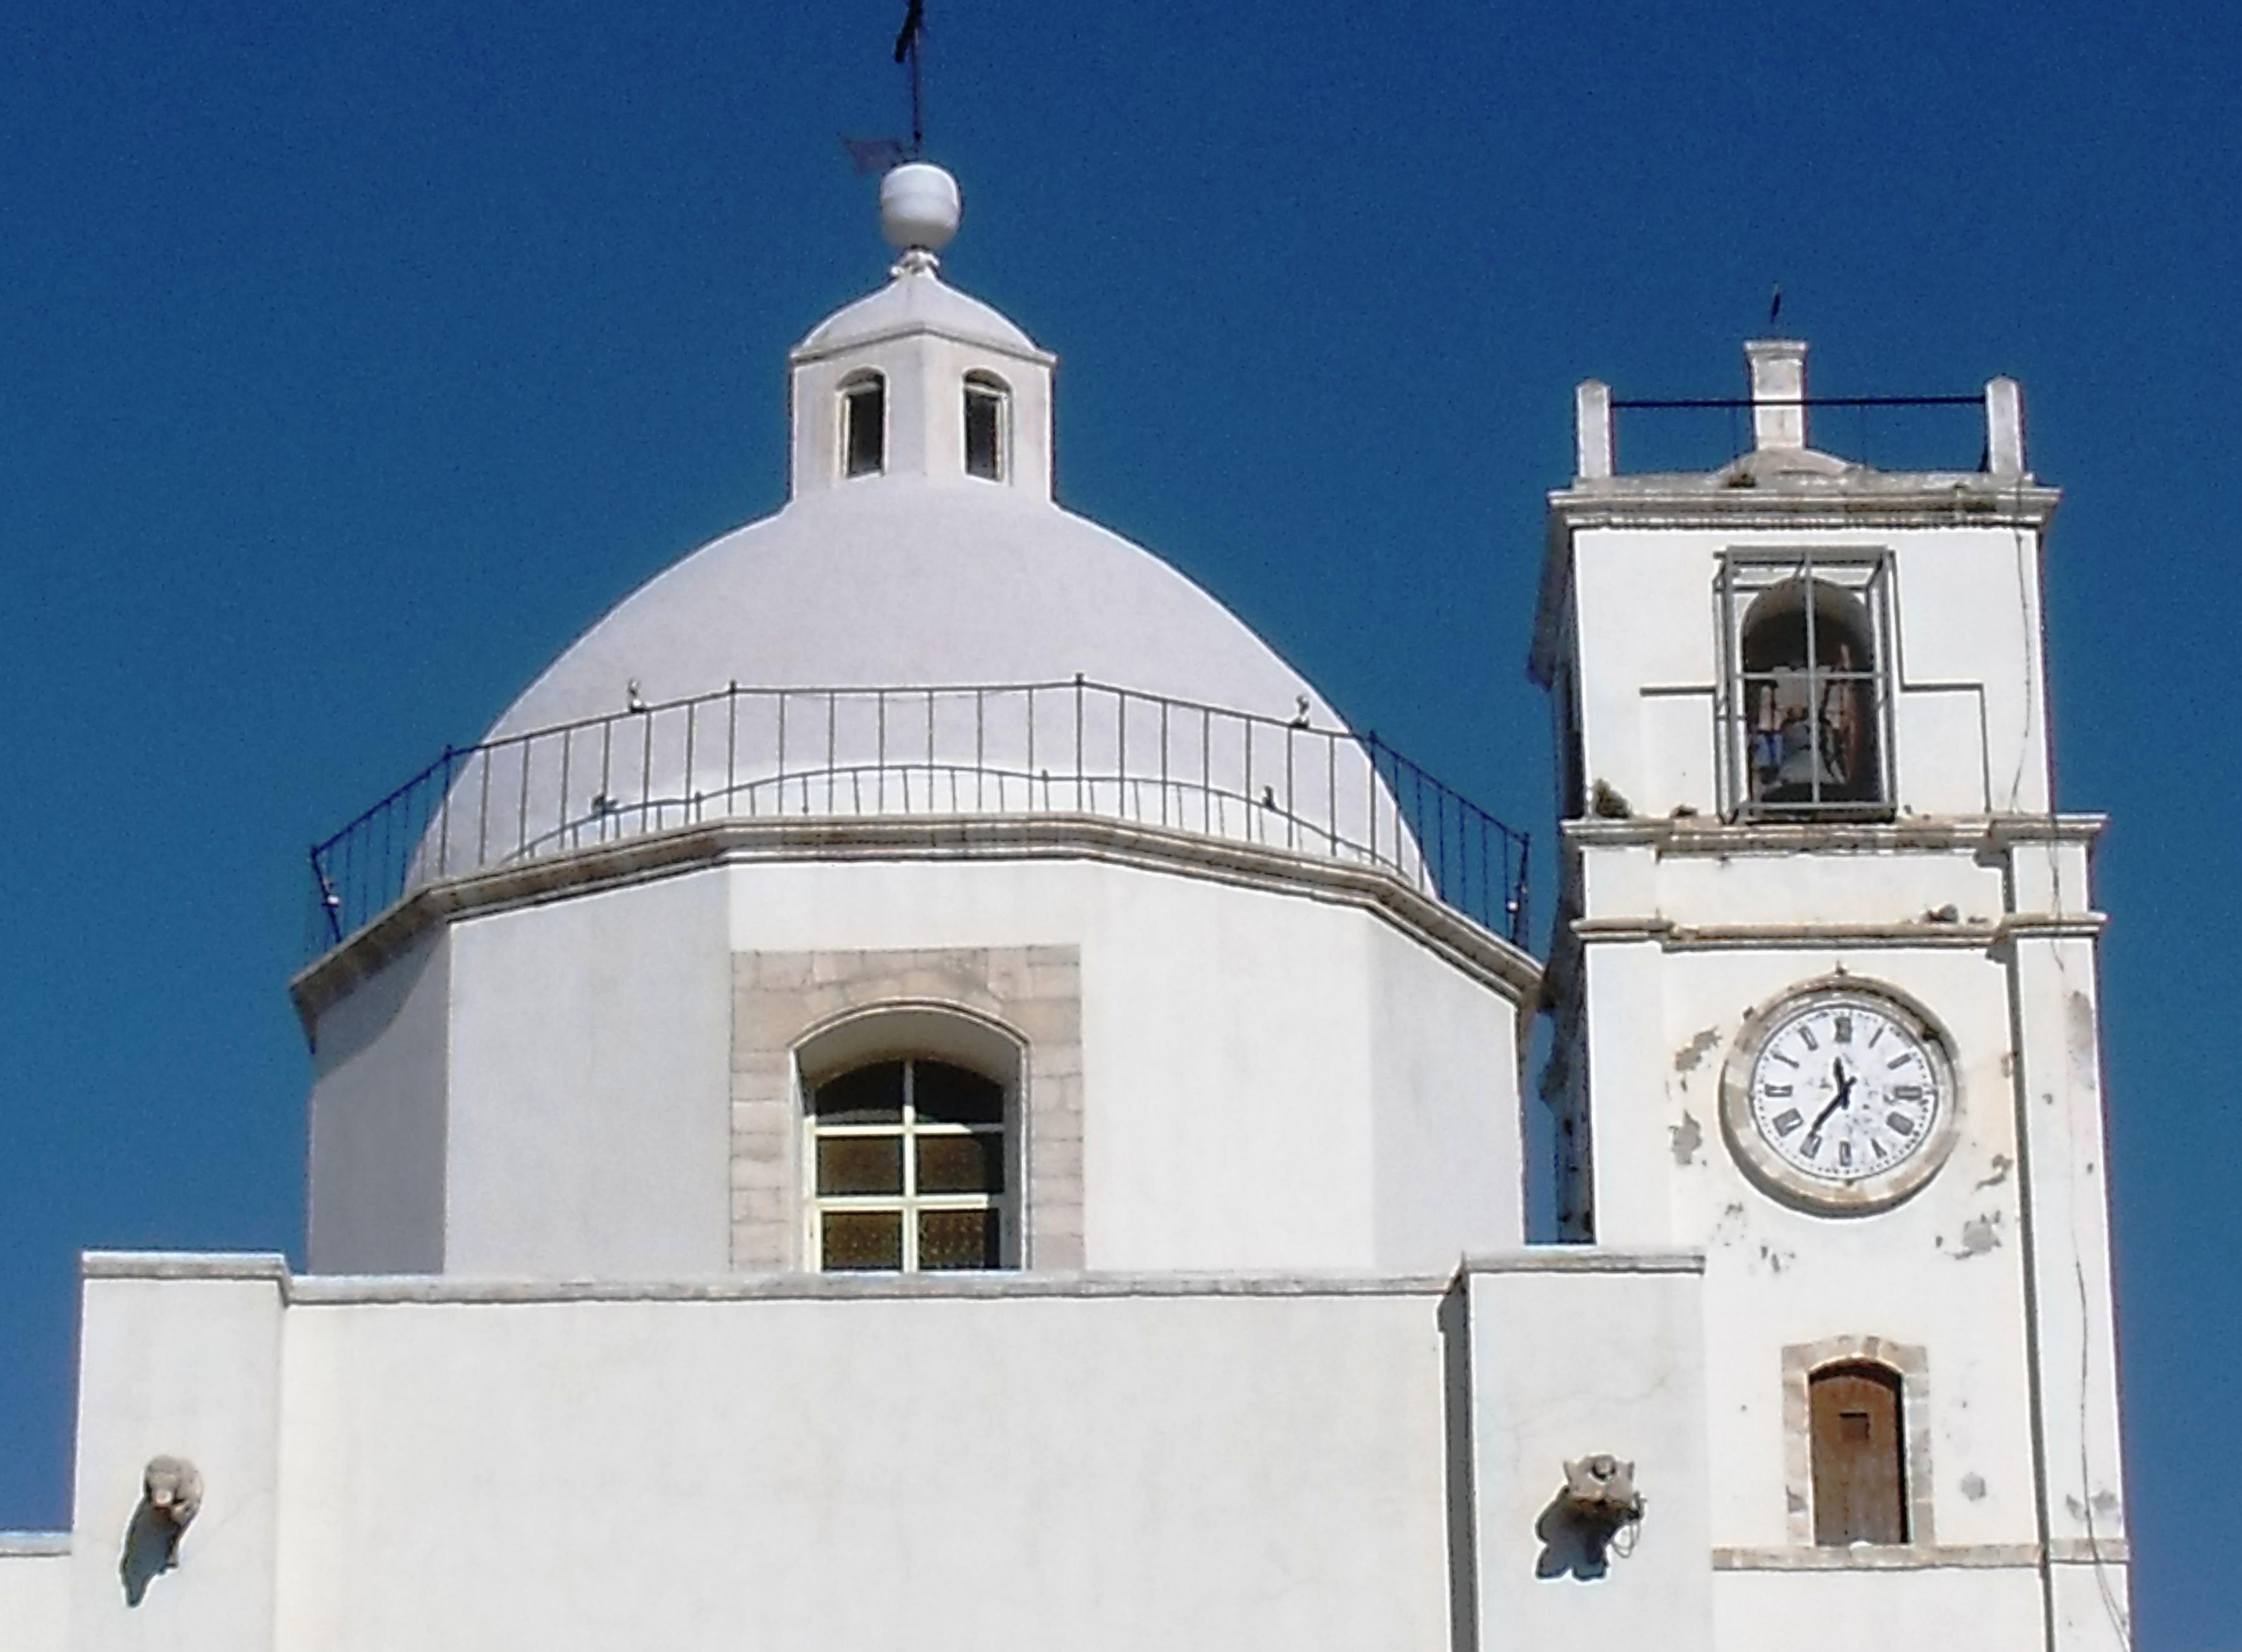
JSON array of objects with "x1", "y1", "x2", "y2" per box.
[
  {"x1": 730, "y1": 947, "x2": 1083, "y2": 1273},
  {"x1": 1782, "y1": 1333, "x2": 1935, "y2": 1550}
]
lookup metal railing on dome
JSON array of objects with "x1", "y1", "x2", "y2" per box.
[{"x1": 304, "y1": 679, "x2": 1531, "y2": 959}]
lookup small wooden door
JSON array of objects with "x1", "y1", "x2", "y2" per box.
[{"x1": 1809, "y1": 1363, "x2": 1907, "y2": 1545}]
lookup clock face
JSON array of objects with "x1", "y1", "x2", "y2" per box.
[{"x1": 1721, "y1": 983, "x2": 1960, "y2": 1213}]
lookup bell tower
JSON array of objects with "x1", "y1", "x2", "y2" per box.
[{"x1": 1530, "y1": 342, "x2": 2130, "y2": 1647}]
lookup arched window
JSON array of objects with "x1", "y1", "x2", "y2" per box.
[
  {"x1": 807, "y1": 1055, "x2": 1009, "y2": 1271},
  {"x1": 963, "y1": 370, "x2": 1009, "y2": 481},
  {"x1": 1725, "y1": 555, "x2": 1892, "y2": 816},
  {"x1": 841, "y1": 371, "x2": 886, "y2": 478},
  {"x1": 1809, "y1": 1362, "x2": 1908, "y2": 1545}
]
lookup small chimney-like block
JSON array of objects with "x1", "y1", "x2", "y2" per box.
[
  {"x1": 1575, "y1": 380, "x2": 1614, "y2": 480},
  {"x1": 1985, "y1": 376, "x2": 2026, "y2": 477},
  {"x1": 1745, "y1": 339, "x2": 1809, "y2": 451}
]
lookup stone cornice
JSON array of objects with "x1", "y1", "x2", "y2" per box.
[
  {"x1": 289, "y1": 812, "x2": 1542, "y2": 1035},
  {"x1": 1546, "y1": 474, "x2": 2062, "y2": 533},
  {"x1": 82, "y1": 1247, "x2": 1703, "y2": 1303},
  {"x1": 0, "y1": 1533, "x2": 70, "y2": 1558},
  {"x1": 1528, "y1": 473, "x2": 2061, "y2": 684},
  {"x1": 1712, "y1": 1539, "x2": 2126, "y2": 1571},
  {"x1": 1571, "y1": 913, "x2": 2105, "y2": 951},
  {"x1": 788, "y1": 324, "x2": 1057, "y2": 371},
  {"x1": 1563, "y1": 813, "x2": 2108, "y2": 857}
]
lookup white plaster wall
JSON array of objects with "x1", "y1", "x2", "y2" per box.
[
  {"x1": 717, "y1": 855, "x2": 1523, "y2": 1271},
  {"x1": 336, "y1": 854, "x2": 1525, "y2": 1279},
  {"x1": 1614, "y1": 940, "x2": 2046, "y2": 1557},
  {"x1": 2009, "y1": 927, "x2": 2129, "y2": 1567},
  {"x1": 444, "y1": 871, "x2": 733, "y2": 1276},
  {"x1": 1647, "y1": 846, "x2": 2011, "y2": 929},
  {"x1": 1463, "y1": 1259, "x2": 1711, "y2": 1652},
  {"x1": 307, "y1": 932, "x2": 450, "y2": 1273},
  {"x1": 791, "y1": 324, "x2": 1055, "y2": 498},
  {"x1": 1568, "y1": 524, "x2": 2051, "y2": 820},
  {"x1": 63, "y1": 1268, "x2": 284, "y2": 1652},
  {"x1": 1712, "y1": 1566, "x2": 2046, "y2": 1652},
  {"x1": 271, "y1": 1285, "x2": 1455, "y2": 1652},
  {"x1": 1368, "y1": 922, "x2": 1521, "y2": 1266},
  {"x1": 0, "y1": 1548, "x2": 70, "y2": 1651}
]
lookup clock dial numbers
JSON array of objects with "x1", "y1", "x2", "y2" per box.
[{"x1": 1743, "y1": 997, "x2": 1943, "y2": 1187}]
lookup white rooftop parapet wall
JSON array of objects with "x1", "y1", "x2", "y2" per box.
[
  {"x1": 0, "y1": 1538, "x2": 68, "y2": 1652},
  {"x1": 32, "y1": 1253, "x2": 1728, "y2": 1652}
]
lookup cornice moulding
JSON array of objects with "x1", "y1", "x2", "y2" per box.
[{"x1": 289, "y1": 813, "x2": 1543, "y2": 1035}]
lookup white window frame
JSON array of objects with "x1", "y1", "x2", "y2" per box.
[
  {"x1": 804, "y1": 1055, "x2": 1015, "y2": 1272},
  {"x1": 839, "y1": 370, "x2": 887, "y2": 479},
  {"x1": 962, "y1": 370, "x2": 1009, "y2": 482}
]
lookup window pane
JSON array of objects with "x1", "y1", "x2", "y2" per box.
[
  {"x1": 918, "y1": 1208, "x2": 1001, "y2": 1270},
  {"x1": 822, "y1": 1210, "x2": 903, "y2": 1270},
  {"x1": 964, "y1": 386, "x2": 1002, "y2": 479},
  {"x1": 844, "y1": 382, "x2": 886, "y2": 477},
  {"x1": 815, "y1": 1062, "x2": 904, "y2": 1124},
  {"x1": 817, "y1": 1135, "x2": 903, "y2": 1196},
  {"x1": 912, "y1": 1060, "x2": 1003, "y2": 1125},
  {"x1": 917, "y1": 1131, "x2": 1005, "y2": 1194}
]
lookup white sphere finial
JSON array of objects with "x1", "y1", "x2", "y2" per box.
[{"x1": 880, "y1": 162, "x2": 961, "y2": 259}]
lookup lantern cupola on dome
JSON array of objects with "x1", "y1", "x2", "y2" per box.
[{"x1": 789, "y1": 162, "x2": 1054, "y2": 499}]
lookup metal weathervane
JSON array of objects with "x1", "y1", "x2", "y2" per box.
[{"x1": 842, "y1": 1, "x2": 928, "y2": 174}]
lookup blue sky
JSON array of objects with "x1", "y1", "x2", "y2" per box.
[{"x1": 1, "y1": 0, "x2": 2231, "y2": 1641}]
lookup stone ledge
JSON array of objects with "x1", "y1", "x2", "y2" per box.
[
  {"x1": 1712, "y1": 1538, "x2": 2127, "y2": 1570},
  {"x1": 0, "y1": 1533, "x2": 71, "y2": 1558},
  {"x1": 286, "y1": 1268, "x2": 1455, "y2": 1306},
  {"x1": 1572, "y1": 914, "x2": 2105, "y2": 949},
  {"x1": 1458, "y1": 1247, "x2": 1703, "y2": 1276},
  {"x1": 1566, "y1": 813, "x2": 2107, "y2": 856},
  {"x1": 291, "y1": 811, "x2": 1541, "y2": 1034}
]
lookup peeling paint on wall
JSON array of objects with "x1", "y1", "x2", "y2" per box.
[
  {"x1": 1669, "y1": 1112, "x2": 1703, "y2": 1166},
  {"x1": 1974, "y1": 1154, "x2": 2013, "y2": 1191},
  {"x1": 1953, "y1": 1213, "x2": 2004, "y2": 1260},
  {"x1": 1961, "y1": 1473, "x2": 1987, "y2": 1501},
  {"x1": 1710, "y1": 1201, "x2": 1746, "y2": 1248},
  {"x1": 1672, "y1": 1028, "x2": 1721, "y2": 1073},
  {"x1": 2068, "y1": 990, "x2": 2099, "y2": 1091}
]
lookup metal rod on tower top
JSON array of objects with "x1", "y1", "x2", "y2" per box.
[{"x1": 893, "y1": 0, "x2": 925, "y2": 158}]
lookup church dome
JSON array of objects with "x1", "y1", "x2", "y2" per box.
[
  {"x1": 389, "y1": 166, "x2": 1466, "y2": 932},
  {"x1": 487, "y1": 482, "x2": 1332, "y2": 742},
  {"x1": 480, "y1": 161, "x2": 1340, "y2": 775}
]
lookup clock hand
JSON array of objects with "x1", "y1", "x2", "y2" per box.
[{"x1": 1808, "y1": 1060, "x2": 1858, "y2": 1135}]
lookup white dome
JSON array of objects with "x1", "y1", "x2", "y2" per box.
[
  {"x1": 408, "y1": 480, "x2": 1434, "y2": 902},
  {"x1": 391, "y1": 212, "x2": 1456, "y2": 925},
  {"x1": 489, "y1": 483, "x2": 1329, "y2": 738}
]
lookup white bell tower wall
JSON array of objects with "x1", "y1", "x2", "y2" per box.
[{"x1": 1532, "y1": 342, "x2": 2129, "y2": 1649}]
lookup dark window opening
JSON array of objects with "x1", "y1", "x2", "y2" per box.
[
  {"x1": 1722, "y1": 555, "x2": 1892, "y2": 818},
  {"x1": 843, "y1": 375, "x2": 886, "y2": 477},
  {"x1": 963, "y1": 372, "x2": 1008, "y2": 480},
  {"x1": 1810, "y1": 1363, "x2": 1908, "y2": 1545}
]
